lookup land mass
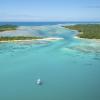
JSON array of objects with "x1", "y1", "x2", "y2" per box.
[
  {"x1": 0, "y1": 36, "x2": 43, "y2": 41},
  {"x1": 0, "y1": 25, "x2": 42, "y2": 41},
  {"x1": 64, "y1": 24, "x2": 100, "y2": 39},
  {"x1": 0, "y1": 25, "x2": 17, "y2": 32}
]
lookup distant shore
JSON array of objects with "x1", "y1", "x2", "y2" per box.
[
  {"x1": 0, "y1": 24, "x2": 64, "y2": 42},
  {"x1": 0, "y1": 37, "x2": 63, "y2": 43},
  {"x1": 0, "y1": 25, "x2": 41, "y2": 42},
  {"x1": 0, "y1": 25, "x2": 17, "y2": 32},
  {"x1": 74, "y1": 35, "x2": 100, "y2": 43},
  {"x1": 63, "y1": 24, "x2": 100, "y2": 39}
]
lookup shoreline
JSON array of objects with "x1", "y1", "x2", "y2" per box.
[
  {"x1": 67, "y1": 29, "x2": 100, "y2": 42},
  {"x1": 0, "y1": 30, "x2": 17, "y2": 33},
  {"x1": 74, "y1": 35, "x2": 100, "y2": 42},
  {"x1": 0, "y1": 37, "x2": 64, "y2": 43},
  {"x1": 63, "y1": 24, "x2": 100, "y2": 40}
]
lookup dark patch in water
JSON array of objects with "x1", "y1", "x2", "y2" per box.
[{"x1": 93, "y1": 57, "x2": 100, "y2": 61}]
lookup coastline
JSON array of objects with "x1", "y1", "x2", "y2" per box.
[
  {"x1": 0, "y1": 30, "x2": 17, "y2": 33},
  {"x1": 65, "y1": 28, "x2": 100, "y2": 42},
  {"x1": 0, "y1": 37, "x2": 64, "y2": 43},
  {"x1": 0, "y1": 25, "x2": 64, "y2": 43},
  {"x1": 63, "y1": 24, "x2": 100, "y2": 40},
  {"x1": 74, "y1": 35, "x2": 100, "y2": 42}
]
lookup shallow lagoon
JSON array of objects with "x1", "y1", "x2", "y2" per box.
[{"x1": 0, "y1": 24, "x2": 100, "y2": 100}]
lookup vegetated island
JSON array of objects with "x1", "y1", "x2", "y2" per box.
[
  {"x1": 64, "y1": 24, "x2": 100, "y2": 39},
  {"x1": 0, "y1": 36, "x2": 43, "y2": 42},
  {"x1": 0, "y1": 24, "x2": 17, "y2": 32},
  {"x1": 0, "y1": 25, "x2": 42, "y2": 41}
]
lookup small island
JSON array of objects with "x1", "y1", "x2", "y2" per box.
[
  {"x1": 0, "y1": 36, "x2": 43, "y2": 41},
  {"x1": 0, "y1": 25, "x2": 17, "y2": 32},
  {"x1": 64, "y1": 24, "x2": 100, "y2": 39},
  {"x1": 0, "y1": 25, "x2": 43, "y2": 42}
]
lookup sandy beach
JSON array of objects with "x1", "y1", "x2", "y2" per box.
[
  {"x1": 0, "y1": 37, "x2": 64, "y2": 43},
  {"x1": 74, "y1": 35, "x2": 100, "y2": 42}
]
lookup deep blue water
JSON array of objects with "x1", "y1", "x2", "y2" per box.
[
  {"x1": 0, "y1": 21, "x2": 100, "y2": 26},
  {"x1": 0, "y1": 22, "x2": 100, "y2": 100}
]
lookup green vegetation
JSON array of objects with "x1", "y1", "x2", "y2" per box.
[
  {"x1": 0, "y1": 25, "x2": 17, "y2": 32},
  {"x1": 0, "y1": 25, "x2": 42, "y2": 41},
  {"x1": 0, "y1": 36, "x2": 42, "y2": 41},
  {"x1": 64, "y1": 24, "x2": 100, "y2": 39}
]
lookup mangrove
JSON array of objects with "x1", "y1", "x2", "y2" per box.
[{"x1": 64, "y1": 24, "x2": 100, "y2": 39}]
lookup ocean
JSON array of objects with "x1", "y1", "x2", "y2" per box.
[{"x1": 0, "y1": 22, "x2": 100, "y2": 100}]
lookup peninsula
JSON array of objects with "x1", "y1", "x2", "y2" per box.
[{"x1": 64, "y1": 24, "x2": 100, "y2": 39}]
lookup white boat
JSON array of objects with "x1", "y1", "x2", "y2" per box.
[{"x1": 36, "y1": 78, "x2": 42, "y2": 85}]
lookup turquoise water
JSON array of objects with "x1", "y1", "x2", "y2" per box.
[{"x1": 0, "y1": 24, "x2": 100, "y2": 100}]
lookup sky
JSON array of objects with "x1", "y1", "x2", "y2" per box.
[{"x1": 0, "y1": 0, "x2": 100, "y2": 22}]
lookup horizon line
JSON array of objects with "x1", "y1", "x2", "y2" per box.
[{"x1": 0, "y1": 21, "x2": 100, "y2": 22}]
